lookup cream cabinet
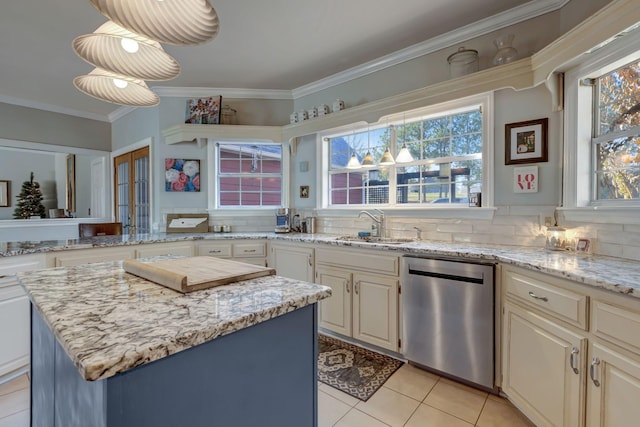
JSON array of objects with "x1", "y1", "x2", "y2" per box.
[
  {"x1": 587, "y1": 299, "x2": 640, "y2": 427},
  {"x1": 502, "y1": 302, "x2": 586, "y2": 427},
  {"x1": 268, "y1": 242, "x2": 314, "y2": 282},
  {"x1": 195, "y1": 240, "x2": 267, "y2": 266},
  {"x1": 49, "y1": 246, "x2": 135, "y2": 267},
  {"x1": 0, "y1": 254, "x2": 46, "y2": 379},
  {"x1": 315, "y1": 247, "x2": 399, "y2": 351},
  {"x1": 502, "y1": 265, "x2": 640, "y2": 427},
  {"x1": 134, "y1": 242, "x2": 194, "y2": 258}
]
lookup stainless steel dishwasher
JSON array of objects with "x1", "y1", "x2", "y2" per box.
[{"x1": 401, "y1": 256, "x2": 495, "y2": 390}]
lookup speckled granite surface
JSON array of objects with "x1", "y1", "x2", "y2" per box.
[
  {"x1": 4, "y1": 231, "x2": 639, "y2": 299},
  {"x1": 18, "y1": 260, "x2": 331, "y2": 381}
]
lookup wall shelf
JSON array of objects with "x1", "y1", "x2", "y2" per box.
[{"x1": 161, "y1": 0, "x2": 640, "y2": 146}]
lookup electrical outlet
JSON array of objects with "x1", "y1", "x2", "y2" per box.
[{"x1": 544, "y1": 216, "x2": 554, "y2": 226}]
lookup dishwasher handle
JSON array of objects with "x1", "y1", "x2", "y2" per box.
[{"x1": 407, "y1": 268, "x2": 484, "y2": 285}]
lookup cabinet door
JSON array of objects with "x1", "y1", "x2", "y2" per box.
[
  {"x1": 134, "y1": 243, "x2": 194, "y2": 259},
  {"x1": 352, "y1": 273, "x2": 398, "y2": 351},
  {"x1": 587, "y1": 341, "x2": 640, "y2": 427},
  {"x1": 502, "y1": 303, "x2": 585, "y2": 427},
  {"x1": 270, "y1": 244, "x2": 314, "y2": 282},
  {"x1": 52, "y1": 247, "x2": 134, "y2": 267},
  {"x1": 316, "y1": 267, "x2": 351, "y2": 337},
  {"x1": 0, "y1": 282, "x2": 29, "y2": 378}
]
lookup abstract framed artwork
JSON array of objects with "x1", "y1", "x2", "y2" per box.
[
  {"x1": 165, "y1": 159, "x2": 201, "y2": 192},
  {"x1": 505, "y1": 118, "x2": 548, "y2": 165},
  {"x1": 185, "y1": 96, "x2": 222, "y2": 124}
]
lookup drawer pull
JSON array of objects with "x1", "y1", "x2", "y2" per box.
[
  {"x1": 590, "y1": 357, "x2": 601, "y2": 387},
  {"x1": 528, "y1": 291, "x2": 548, "y2": 302},
  {"x1": 308, "y1": 255, "x2": 312, "y2": 266},
  {"x1": 209, "y1": 250, "x2": 222, "y2": 254},
  {"x1": 346, "y1": 281, "x2": 350, "y2": 294},
  {"x1": 355, "y1": 281, "x2": 359, "y2": 295},
  {"x1": 569, "y1": 347, "x2": 579, "y2": 374},
  {"x1": 243, "y1": 249, "x2": 257, "y2": 253}
]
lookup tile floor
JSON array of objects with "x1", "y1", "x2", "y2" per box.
[
  {"x1": 318, "y1": 364, "x2": 536, "y2": 427},
  {"x1": 0, "y1": 365, "x2": 535, "y2": 427}
]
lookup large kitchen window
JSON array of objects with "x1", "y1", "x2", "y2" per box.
[
  {"x1": 564, "y1": 28, "x2": 640, "y2": 215},
  {"x1": 592, "y1": 59, "x2": 640, "y2": 202},
  {"x1": 214, "y1": 142, "x2": 284, "y2": 207},
  {"x1": 324, "y1": 95, "x2": 488, "y2": 208}
]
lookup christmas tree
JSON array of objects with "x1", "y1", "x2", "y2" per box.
[{"x1": 13, "y1": 172, "x2": 46, "y2": 219}]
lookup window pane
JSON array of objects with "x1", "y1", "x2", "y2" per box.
[
  {"x1": 327, "y1": 105, "x2": 482, "y2": 207},
  {"x1": 217, "y1": 143, "x2": 283, "y2": 207},
  {"x1": 598, "y1": 60, "x2": 640, "y2": 135},
  {"x1": 595, "y1": 136, "x2": 640, "y2": 200}
]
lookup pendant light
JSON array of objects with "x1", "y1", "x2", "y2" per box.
[
  {"x1": 73, "y1": 21, "x2": 181, "y2": 81},
  {"x1": 346, "y1": 152, "x2": 361, "y2": 169},
  {"x1": 395, "y1": 115, "x2": 414, "y2": 163},
  {"x1": 74, "y1": 68, "x2": 160, "y2": 107},
  {"x1": 379, "y1": 148, "x2": 396, "y2": 166},
  {"x1": 361, "y1": 126, "x2": 375, "y2": 167},
  {"x1": 395, "y1": 143, "x2": 414, "y2": 163},
  {"x1": 361, "y1": 151, "x2": 375, "y2": 167},
  {"x1": 88, "y1": 0, "x2": 220, "y2": 46}
]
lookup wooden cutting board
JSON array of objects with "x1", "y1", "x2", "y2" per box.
[{"x1": 123, "y1": 256, "x2": 276, "y2": 293}]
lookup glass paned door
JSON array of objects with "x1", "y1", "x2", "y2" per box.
[{"x1": 114, "y1": 146, "x2": 150, "y2": 234}]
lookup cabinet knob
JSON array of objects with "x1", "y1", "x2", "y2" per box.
[
  {"x1": 590, "y1": 357, "x2": 601, "y2": 387},
  {"x1": 569, "y1": 347, "x2": 579, "y2": 374}
]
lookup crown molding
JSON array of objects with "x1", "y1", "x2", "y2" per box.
[
  {"x1": 0, "y1": 94, "x2": 110, "y2": 122},
  {"x1": 151, "y1": 86, "x2": 293, "y2": 100},
  {"x1": 1, "y1": 0, "x2": 567, "y2": 122},
  {"x1": 291, "y1": 0, "x2": 568, "y2": 98}
]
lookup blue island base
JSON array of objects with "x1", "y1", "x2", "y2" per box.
[{"x1": 31, "y1": 304, "x2": 319, "y2": 427}]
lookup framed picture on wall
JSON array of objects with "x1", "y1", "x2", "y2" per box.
[
  {"x1": 66, "y1": 154, "x2": 76, "y2": 213},
  {"x1": 505, "y1": 118, "x2": 548, "y2": 165},
  {"x1": 0, "y1": 180, "x2": 9, "y2": 207}
]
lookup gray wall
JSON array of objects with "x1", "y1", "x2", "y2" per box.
[{"x1": 0, "y1": 102, "x2": 110, "y2": 151}]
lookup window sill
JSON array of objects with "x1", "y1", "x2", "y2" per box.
[
  {"x1": 560, "y1": 206, "x2": 640, "y2": 225},
  {"x1": 316, "y1": 206, "x2": 496, "y2": 220}
]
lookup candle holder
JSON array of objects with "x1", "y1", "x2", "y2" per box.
[{"x1": 545, "y1": 226, "x2": 567, "y2": 251}]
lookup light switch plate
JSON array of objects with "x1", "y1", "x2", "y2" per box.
[{"x1": 299, "y1": 161, "x2": 309, "y2": 172}]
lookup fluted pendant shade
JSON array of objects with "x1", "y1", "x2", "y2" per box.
[
  {"x1": 89, "y1": 0, "x2": 220, "y2": 46},
  {"x1": 73, "y1": 22, "x2": 180, "y2": 81},
  {"x1": 74, "y1": 68, "x2": 160, "y2": 107}
]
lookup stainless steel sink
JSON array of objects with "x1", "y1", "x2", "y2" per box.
[{"x1": 335, "y1": 235, "x2": 415, "y2": 245}]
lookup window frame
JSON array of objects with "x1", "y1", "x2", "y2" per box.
[
  {"x1": 316, "y1": 93, "x2": 494, "y2": 216},
  {"x1": 563, "y1": 28, "x2": 640, "y2": 223},
  {"x1": 207, "y1": 139, "x2": 289, "y2": 214}
]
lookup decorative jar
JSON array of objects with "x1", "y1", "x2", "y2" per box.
[
  {"x1": 317, "y1": 104, "x2": 330, "y2": 116},
  {"x1": 492, "y1": 34, "x2": 518, "y2": 66},
  {"x1": 220, "y1": 104, "x2": 237, "y2": 125},
  {"x1": 332, "y1": 99, "x2": 345, "y2": 112},
  {"x1": 447, "y1": 47, "x2": 479, "y2": 78},
  {"x1": 545, "y1": 226, "x2": 567, "y2": 251}
]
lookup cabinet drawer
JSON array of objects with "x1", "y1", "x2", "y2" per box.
[
  {"x1": 197, "y1": 243, "x2": 232, "y2": 257},
  {"x1": 504, "y1": 268, "x2": 587, "y2": 329},
  {"x1": 233, "y1": 243, "x2": 265, "y2": 257},
  {"x1": 135, "y1": 243, "x2": 194, "y2": 259},
  {"x1": 592, "y1": 300, "x2": 640, "y2": 356},
  {"x1": 315, "y1": 248, "x2": 398, "y2": 276}
]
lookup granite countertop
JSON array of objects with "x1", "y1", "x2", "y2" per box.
[
  {"x1": 4, "y1": 231, "x2": 640, "y2": 298},
  {"x1": 17, "y1": 260, "x2": 331, "y2": 381}
]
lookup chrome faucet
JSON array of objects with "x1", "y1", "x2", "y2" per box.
[{"x1": 358, "y1": 209, "x2": 385, "y2": 238}]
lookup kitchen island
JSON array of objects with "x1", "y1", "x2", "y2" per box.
[{"x1": 18, "y1": 259, "x2": 331, "y2": 427}]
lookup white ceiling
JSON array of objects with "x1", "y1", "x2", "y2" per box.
[{"x1": 0, "y1": 0, "x2": 549, "y2": 121}]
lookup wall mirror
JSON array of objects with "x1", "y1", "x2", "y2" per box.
[{"x1": 0, "y1": 139, "x2": 110, "y2": 220}]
